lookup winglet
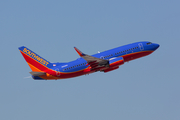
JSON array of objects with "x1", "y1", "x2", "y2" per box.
[{"x1": 74, "y1": 47, "x2": 85, "y2": 57}]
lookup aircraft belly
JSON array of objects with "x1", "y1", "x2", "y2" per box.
[{"x1": 123, "y1": 51, "x2": 153, "y2": 62}]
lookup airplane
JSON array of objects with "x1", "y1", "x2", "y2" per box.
[{"x1": 18, "y1": 41, "x2": 159, "y2": 80}]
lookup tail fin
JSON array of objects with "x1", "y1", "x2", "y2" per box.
[{"x1": 18, "y1": 46, "x2": 53, "y2": 72}]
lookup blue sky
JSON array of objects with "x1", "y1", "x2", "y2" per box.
[{"x1": 0, "y1": 0, "x2": 180, "y2": 120}]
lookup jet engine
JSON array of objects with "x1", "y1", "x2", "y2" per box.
[{"x1": 103, "y1": 57, "x2": 124, "y2": 73}]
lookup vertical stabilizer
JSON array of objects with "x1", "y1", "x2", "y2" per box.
[{"x1": 18, "y1": 46, "x2": 53, "y2": 72}]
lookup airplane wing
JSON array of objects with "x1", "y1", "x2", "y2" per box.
[{"x1": 74, "y1": 47, "x2": 109, "y2": 70}]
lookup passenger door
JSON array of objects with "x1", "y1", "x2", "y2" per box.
[{"x1": 138, "y1": 43, "x2": 144, "y2": 51}]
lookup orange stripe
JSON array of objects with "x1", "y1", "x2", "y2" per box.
[
  {"x1": 40, "y1": 74, "x2": 59, "y2": 80},
  {"x1": 27, "y1": 62, "x2": 59, "y2": 80},
  {"x1": 27, "y1": 62, "x2": 42, "y2": 72}
]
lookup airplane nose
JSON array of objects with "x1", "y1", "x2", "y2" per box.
[{"x1": 153, "y1": 43, "x2": 160, "y2": 50}]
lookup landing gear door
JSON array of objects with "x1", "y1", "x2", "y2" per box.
[{"x1": 138, "y1": 43, "x2": 144, "y2": 51}]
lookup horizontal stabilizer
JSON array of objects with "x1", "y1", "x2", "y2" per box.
[{"x1": 29, "y1": 71, "x2": 46, "y2": 76}]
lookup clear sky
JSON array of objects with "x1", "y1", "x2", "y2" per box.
[{"x1": 0, "y1": 0, "x2": 180, "y2": 120}]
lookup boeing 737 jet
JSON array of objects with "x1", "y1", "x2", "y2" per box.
[{"x1": 19, "y1": 41, "x2": 159, "y2": 80}]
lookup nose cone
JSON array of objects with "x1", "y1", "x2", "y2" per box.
[{"x1": 153, "y1": 43, "x2": 160, "y2": 50}]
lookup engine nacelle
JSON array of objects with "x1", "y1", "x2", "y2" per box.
[
  {"x1": 103, "y1": 57, "x2": 124, "y2": 73},
  {"x1": 109, "y1": 57, "x2": 124, "y2": 68}
]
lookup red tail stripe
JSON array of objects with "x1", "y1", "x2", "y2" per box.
[{"x1": 20, "y1": 51, "x2": 49, "y2": 71}]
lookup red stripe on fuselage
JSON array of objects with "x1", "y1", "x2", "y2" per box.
[
  {"x1": 122, "y1": 51, "x2": 153, "y2": 62},
  {"x1": 58, "y1": 67, "x2": 92, "y2": 79}
]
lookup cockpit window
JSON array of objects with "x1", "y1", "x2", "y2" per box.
[{"x1": 147, "y1": 42, "x2": 152, "y2": 45}]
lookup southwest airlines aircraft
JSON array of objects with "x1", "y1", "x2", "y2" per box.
[{"x1": 19, "y1": 41, "x2": 159, "y2": 80}]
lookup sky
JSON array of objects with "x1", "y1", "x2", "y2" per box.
[{"x1": 0, "y1": 0, "x2": 180, "y2": 120}]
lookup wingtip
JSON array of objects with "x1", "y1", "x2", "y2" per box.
[{"x1": 74, "y1": 47, "x2": 85, "y2": 57}]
